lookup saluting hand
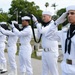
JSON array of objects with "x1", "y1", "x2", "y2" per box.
[{"x1": 55, "y1": 12, "x2": 67, "y2": 26}]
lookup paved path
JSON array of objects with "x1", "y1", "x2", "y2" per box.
[{"x1": 1, "y1": 53, "x2": 62, "y2": 75}]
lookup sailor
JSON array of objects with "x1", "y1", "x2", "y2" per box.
[
  {"x1": 32, "y1": 11, "x2": 59, "y2": 75},
  {"x1": 0, "y1": 22, "x2": 18, "y2": 75},
  {"x1": 0, "y1": 22, "x2": 7, "y2": 74},
  {"x1": 46, "y1": 5, "x2": 75, "y2": 75},
  {"x1": 10, "y1": 16, "x2": 33, "y2": 75}
]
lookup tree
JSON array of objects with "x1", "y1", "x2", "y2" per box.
[
  {"x1": 45, "y1": 2, "x2": 49, "y2": 10},
  {"x1": 51, "y1": 3, "x2": 57, "y2": 15},
  {"x1": 57, "y1": 8, "x2": 66, "y2": 16},
  {"x1": 8, "y1": 0, "x2": 42, "y2": 23},
  {"x1": 0, "y1": 8, "x2": 9, "y2": 22},
  {"x1": 52, "y1": 15, "x2": 58, "y2": 21},
  {"x1": 0, "y1": 13, "x2": 9, "y2": 22},
  {"x1": 51, "y1": 3, "x2": 57, "y2": 10}
]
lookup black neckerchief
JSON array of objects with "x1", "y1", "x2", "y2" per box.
[
  {"x1": 14, "y1": 24, "x2": 21, "y2": 31},
  {"x1": 1, "y1": 24, "x2": 10, "y2": 30},
  {"x1": 20, "y1": 25, "x2": 28, "y2": 31},
  {"x1": 42, "y1": 21, "x2": 51, "y2": 27},
  {"x1": 65, "y1": 24, "x2": 75, "y2": 54}
]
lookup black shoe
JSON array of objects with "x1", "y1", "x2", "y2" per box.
[{"x1": 0, "y1": 70, "x2": 7, "y2": 74}]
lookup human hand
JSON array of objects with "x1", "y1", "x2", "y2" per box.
[
  {"x1": 55, "y1": 12, "x2": 67, "y2": 25},
  {"x1": 10, "y1": 21, "x2": 18, "y2": 28},
  {"x1": 32, "y1": 14, "x2": 37, "y2": 22},
  {"x1": 11, "y1": 21, "x2": 18, "y2": 25}
]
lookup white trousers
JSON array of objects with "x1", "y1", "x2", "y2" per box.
[
  {"x1": 7, "y1": 45, "x2": 17, "y2": 71},
  {"x1": 19, "y1": 45, "x2": 33, "y2": 75},
  {"x1": 0, "y1": 43, "x2": 6, "y2": 68},
  {"x1": 62, "y1": 71, "x2": 75, "y2": 75},
  {"x1": 42, "y1": 51, "x2": 59, "y2": 75}
]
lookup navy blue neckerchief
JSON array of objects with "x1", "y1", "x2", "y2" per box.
[
  {"x1": 42, "y1": 20, "x2": 51, "y2": 27},
  {"x1": 65, "y1": 24, "x2": 75, "y2": 54}
]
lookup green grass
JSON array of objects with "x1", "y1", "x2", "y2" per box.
[{"x1": 31, "y1": 50, "x2": 41, "y2": 60}]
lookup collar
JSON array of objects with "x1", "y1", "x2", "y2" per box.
[{"x1": 42, "y1": 20, "x2": 51, "y2": 27}]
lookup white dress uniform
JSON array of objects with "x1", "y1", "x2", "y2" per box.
[
  {"x1": 36, "y1": 20, "x2": 59, "y2": 75},
  {"x1": 0, "y1": 27, "x2": 18, "y2": 75},
  {"x1": 12, "y1": 25, "x2": 33, "y2": 75},
  {"x1": 0, "y1": 32, "x2": 7, "y2": 72},
  {"x1": 46, "y1": 5, "x2": 75, "y2": 75},
  {"x1": 46, "y1": 23, "x2": 75, "y2": 75}
]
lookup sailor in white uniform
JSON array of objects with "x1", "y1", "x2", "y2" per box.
[
  {"x1": 32, "y1": 11, "x2": 59, "y2": 75},
  {"x1": 0, "y1": 22, "x2": 7, "y2": 74},
  {"x1": 0, "y1": 23, "x2": 18, "y2": 75},
  {"x1": 10, "y1": 16, "x2": 33, "y2": 75},
  {"x1": 46, "y1": 5, "x2": 75, "y2": 75}
]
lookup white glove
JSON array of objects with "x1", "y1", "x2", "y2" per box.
[
  {"x1": 11, "y1": 21, "x2": 18, "y2": 25},
  {"x1": 10, "y1": 24, "x2": 14, "y2": 28},
  {"x1": 32, "y1": 14, "x2": 37, "y2": 22},
  {"x1": 55, "y1": 12, "x2": 67, "y2": 26},
  {"x1": 10, "y1": 21, "x2": 18, "y2": 28}
]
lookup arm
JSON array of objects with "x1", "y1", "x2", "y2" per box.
[
  {"x1": 32, "y1": 14, "x2": 54, "y2": 34},
  {"x1": 46, "y1": 29, "x2": 61, "y2": 41},
  {"x1": 10, "y1": 20, "x2": 31, "y2": 36},
  {"x1": 45, "y1": 12, "x2": 67, "y2": 41},
  {"x1": 13, "y1": 26, "x2": 32, "y2": 37},
  {"x1": 45, "y1": 22, "x2": 62, "y2": 41},
  {"x1": 0, "y1": 26, "x2": 15, "y2": 35},
  {"x1": 36, "y1": 20, "x2": 54, "y2": 34},
  {"x1": 55, "y1": 12, "x2": 67, "y2": 26}
]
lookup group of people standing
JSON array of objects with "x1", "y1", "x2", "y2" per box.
[
  {"x1": 0, "y1": 17, "x2": 33, "y2": 75},
  {"x1": 0, "y1": 5, "x2": 75, "y2": 75}
]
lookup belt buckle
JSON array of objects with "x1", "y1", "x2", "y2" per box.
[
  {"x1": 19, "y1": 43, "x2": 21, "y2": 46},
  {"x1": 44, "y1": 48, "x2": 49, "y2": 52},
  {"x1": 66, "y1": 59, "x2": 72, "y2": 65},
  {"x1": 44, "y1": 49, "x2": 46, "y2": 52}
]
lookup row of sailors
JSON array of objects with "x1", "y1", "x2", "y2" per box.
[
  {"x1": 0, "y1": 18, "x2": 33, "y2": 75},
  {"x1": 1, "y1": 5, "x2": 75, "y2": 75}
]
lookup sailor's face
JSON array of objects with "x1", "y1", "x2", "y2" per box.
[
  {"x1": 42, "y1": 14, "x2": 51, "y2": 23},
  {"x1": 22, "y1": 20, "x2": 27, "y2": 26},
  {"x1": 67, "y1": 10, "x2": 75, "y2": 24}
]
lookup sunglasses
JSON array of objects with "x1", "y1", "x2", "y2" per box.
[{"x1": 67, "y1": 12, "x2": 75, "y2": 15}]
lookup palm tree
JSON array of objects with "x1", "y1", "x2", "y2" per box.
[
  {"x1": 51, "y1": 3, "x2": 57, "y2": 10},
  {"x1": 51, "y1": 3, "x2": 57, "y2": 15},
  {"x1": 45, "y1": 2, "x2": 49, "y2": 10}
]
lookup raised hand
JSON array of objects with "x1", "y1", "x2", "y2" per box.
[
  {"x1": 10, "y1": 21, "x2": 18, "y2": 28},
  {"x1": 32, "y1": 14, "x2": 37, "y2": 22},
  {"x1": 55, "y1": 12, "x2": 67, "y2": 26},
  {"x1": 11, "y1": 21, "x2": 18, "y2": 25}
]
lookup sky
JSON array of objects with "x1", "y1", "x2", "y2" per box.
[{"x1": 0, "y1": 0, "x2": 75, "y2": 14}]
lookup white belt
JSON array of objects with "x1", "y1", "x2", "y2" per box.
[{"x1": 43, "y1": 48, "x2": 51, "y2": 52}]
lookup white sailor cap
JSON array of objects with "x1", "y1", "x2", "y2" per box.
[
  {"x1": 42, "y1": 11, "x2": 52, "y2": 16},
  {"x1": 0, "y1": 22, "x2": 7, "y2": 24},
  {"x1": 21, "y1": 16, "x2": 30, "y2": 20},
  {"x1": 66, "y1": 5, "x2": 75, "y2": 12}
]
